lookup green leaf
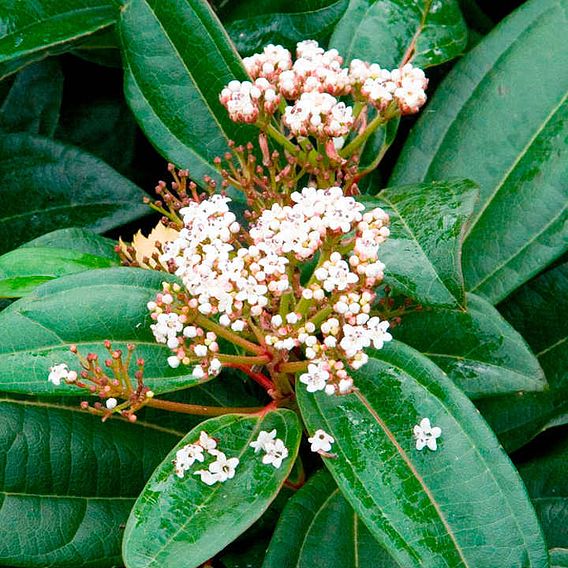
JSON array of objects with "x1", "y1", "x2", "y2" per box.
[
  {"x1": 393, "y1": 292, "x2": 545, "y2": 398},
  {"x1": 518, "y1": 434, "x2": 568, "y2": 550},
  {"x1": 551, "y1": 549, "x2": 568, "y2": 568},
  {"x1": 0, "y1": 395, "x2": 180, "y2": 567},
  {"x1": 119, "y1": 0, "x2": 254, "y2": 182},
  {"x1": 72, "y1": 26, "x2": 122, "y2": 68},
  {"x1": 0, "y1": 59, "x2": 63, "y2": 136},
  {"x1": 390, "y1": 0, "x2": 568, "y2": 303},
  {"x1": 0, "y1": 0, "x2": 119, "y2": 78},
  {"x1": 330, "y1": 0, "x2": 467, "y2": 68},
  {"x1": 0, "y1": 133, "x2": 150, "y2": 255},
  {"x1": 122, "y1": 409, "x2": 301, "y2": 568},
  {"x1": 360, "y1": 179, "x2": 478, "y2": 308},
  {"x1": 264, "y1": 469, "x2": 398, "y2": 568},
  {"x1": 221, "y1": 0, "x2": 349, "y2": 56},
  {"x1": 477, "y1": 263, "x2": 568, "y2": 452},
  {"x1": 0, "y1": 267, "x2": 210, "y2": 396},
  {"x1": 55, "y1": 92, "x2": 137, "y2": 175},
  {"x1": 297, "y1": 341, "x2": 547, "y2": 567},
  {"x1": 0, "y1": 229, "x2": 119, "y2": 298}
]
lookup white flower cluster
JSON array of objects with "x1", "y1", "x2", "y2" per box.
[
  {"x1": 219, "y1": 78, "x2": 281, "y2": 123},
  {"x1": 283, "y1": 91, "x2": 354, "y2": 138},
  {"x1": 48, "y1": 363, "x2": 77, "y2": 386},
  {"x1": 352, "y1": 60, "x2": 428, "y2": 114},
  {"x1": 220, "y1": 40, "x2": 428, "y2": 132},
  {"x1": 243, "y1": 44, "x2": 292, "y2": 82},
  {"x1": 249, "y1": 429, "x2": 289, "y2": 468},
  {"x1": 174, "y1": 431, "x2": 240, "y2": 485},
  {"x1": 413, "y1": 418, "x2": 442, "y2": 451},
  {"x1": 149, "y1": 185, "x2": 392, "y2": 393}
]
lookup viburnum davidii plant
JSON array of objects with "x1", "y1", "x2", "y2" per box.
[{"x1": 1, "y1": 0, "x2": 566, "y2": 567}]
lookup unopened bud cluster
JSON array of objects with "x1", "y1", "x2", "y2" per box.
[
  {"x1": 220, "y1": 40, "x2": 428, "y2": 138},
  {"x1": 47, "y1": 342, "x2": 153, "y2": 421}
]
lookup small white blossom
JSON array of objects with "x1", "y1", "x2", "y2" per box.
[
  {"x1": 262, "y1": 439, "x2": 289, "y2": 468},
  {"x1": 208, "y1": 451, "x2": 240, "y2": 482},
  {"x1": 308, "y1": 429, "x2": 335, "y2": 453},
  {"x1": 193, "y1": 469, "x2": 221, "y2": 485},
  {"x1": 250, "y1": 429, "x2": 277, "y2": 453},
  {"x1": 105, "y1": 398, "x2": 118, "y2": 410},
  {"x1": 413, "y1": 418, "x2": 442, "y2": 451},
  {"x1": 48, "y1": 363, "x2": 77, "y2": 386},
  {"x1": 174, "y1": 443, "x2": 205, "y2": 478},
  {"x1": 198, "y1": 431, "x2": 218, "y2": 452},
  {"x1": 299, "y1": 362, "x2": 330, "y2": 392}
]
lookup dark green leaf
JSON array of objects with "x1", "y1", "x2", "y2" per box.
[
  {"x1": 390, "y1": 0, "x2": 568, "y2": 303},
  {"x1": 122, "y1": 409, "x2": 301, "y2": 568},
  {"x1": 330, "y1": 0, "x2": 467, "y2": 68},
  {"x1": 72, "y1": 26, "x2": 122, "y2": 68},
  {"x1": 0, "y1": 0, "x2": 119, "y2": 78},
  {"x1": 518, "y1": 435, "x2": 568, "y2": 550},
  {"x1": 0, "y1": 59, "x2": 63, "y2": 136},
  {"x1": 0, "y1": 133, "x2": 150, "y2": 254},
  {"x1": 297, "y1": 341, "x2": 547, "y2": 567},
  {"x1": 0, "y1": 249, "x2": 117, "y2": 298},
  {"x1": 222, "y1": 0, "x2": 348, "y2": 57},
  {"x1": 119, "y1": 0, "x2": 254, "y2": 182},
  {"x1": 264, "y1": 469, "x2": 398, "y2": 568},
  {"x1": 55, "y1": 94, "x2": 137, "y2": 175},
  {"x1": 393, "y1": 292, "x2": 545, "y2": 398},
  {"x1": 477, "y1": 263, "x2": 568, "y2": 452},
  {"x1": 551, "y1": 549, "x2": 568, "y2": 568},
  {"x1": 0, "y1": 395, "x2": 180, "y2": 567},
  {"x1": 0, "y1": 228, "x2": 119, "y2": 298},
  {"x1": 361, "y1": 179, "x2": 478, "y2": 308},
  {"x1": 0, "y1": 267, "x2": 210, "y2": 396}
]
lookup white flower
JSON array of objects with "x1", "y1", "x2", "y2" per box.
[
  {"x1": 105, "y1": 398, "x2": 118, "y2": 410},
  {"x1": 208, "y1": 451, "x2": 240, "y2": 482},
  {"x1": 308, "y1": 429, "x2": 334, "y2": 453},
  {"x1": 250, "y1": 429, "x2": 277, "y2": 453},
  {"x1": 299, "y1": 362, "x2": 329, "y2": 392},
  {"x1": 198, "y1": 431, "x2": 217, "y2": 452},
  {"x1": 174, "y1": 443, "x2": 205, "y2": 478},
  {"x1": 48, "y1": 363, "x2": 76, "y2": 386},
  {"x1": 413, "y1": 418, "x2": 442, "y2": 451},
  {"x1": 193, "y1": 469, "x2": 221, "y2": 485},
  {"x1": 262, "y1": 439, "x2": 289, "y2": 468}
]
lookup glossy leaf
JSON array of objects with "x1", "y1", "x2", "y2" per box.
[
  {"x1": 123, "y1": 409, "x2": 301, "y2": 568},
  {"x1": 0, "y1": 267, "x2": 210, "y2": 395},
  {"x1": 297, "y1": 341, "x2": 547, "y2": 567},
  {"x1": 477, "y1": 263, "x2": 568, "y2": 452},
  {"x1": 0, "y1": 395, "x2": 180, "y2": 567},
  {"x1": 264, "y1": 469, "x2": 398, "y2": 568},
  {"x1": 221, "y1": 0, "x2": 348, "y2": 56},
  {"x1": 55, "y1": 93, "x2": 137, "y2": 174},
  {"x1": 390, "y1": 0, "x2": 568, "y2": 303},
  {"x1": 518, "y1": 435, "x2": 568, "y2": 550},
  {"x1": 0, "y1": 229, "x2": 119, "y2": 298},
  {"x1": 0, "y1": 133, "x2": 150, "y2": 255},
  {"x1": 119, "y1": 0, "x2": 254, "y2": 182},
  {"x1": 0, "y1": 0, "x2": 119, "y2": 78},
  {"x1": 330, "y1": 0, "x2": 467, "y2": 68},
  {"x1": 0, "y1": 59, "x2": 63, "y2": 136},
  {"x1": 551, "y1": 549, "x2": 568, "y2": 568},
  {"x1": 393, "y1": 292, "x2": 545, "y2": 398},
  {"x1": 360, "y1": 179, "x2": 478, "y2": 308}
]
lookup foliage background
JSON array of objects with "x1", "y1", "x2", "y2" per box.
[{"x1": 0, "y1": 0, "x2": 566, "y2": 566}]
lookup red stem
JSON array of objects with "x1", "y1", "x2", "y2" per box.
[{"x1": 225, "y1": 363, "x2": 274, "y2": 392}]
